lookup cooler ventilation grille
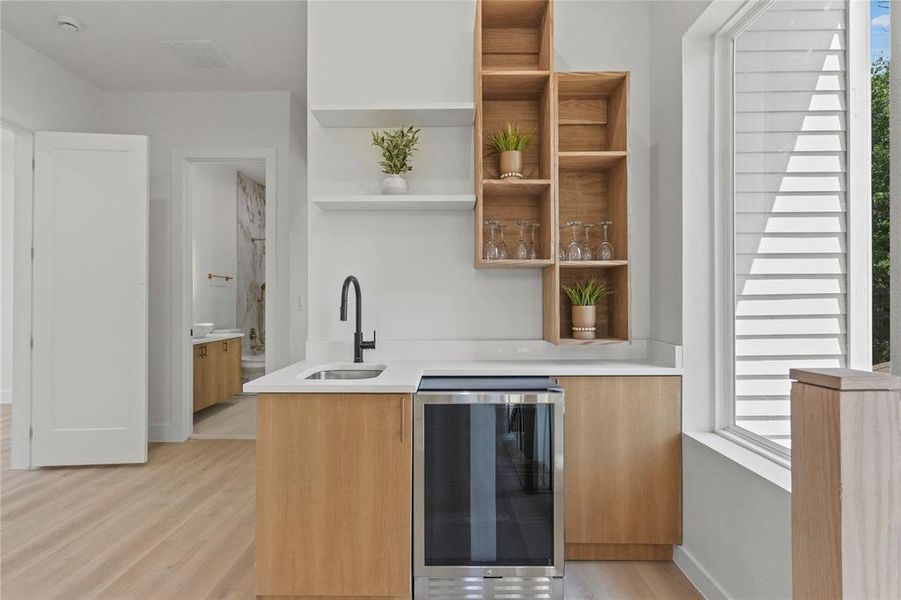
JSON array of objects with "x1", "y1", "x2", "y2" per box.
[
  {"x1": 417, "y1": 577, "x2": 563, "y2": 600},
  {"x1": 162, "y1": 40, "x2": 233, "y2": 70}
]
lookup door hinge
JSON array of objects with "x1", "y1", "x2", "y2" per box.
[
  {"x1": 29, "y1": 427, "x2": 33, "y2": 439},
  {"x1": 31, "y1": 247, "x2": 34, "y2": 260},
  {"x1": 29, "y1": 337, "x2": 33, "y2": 350},
  {"x1": 32, "y1": 157, "x2": 35, "y2": 170}
]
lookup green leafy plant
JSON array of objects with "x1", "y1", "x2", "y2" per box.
[
  {"x1": 370, "y1": 126, "x2": 421, "y2": 175},
  {"x1": 562, "y1": 277, "x2": 611, "y2": 306},
  {"x1": 489, "y1": 122, "x2": 533, "y2": 153}
]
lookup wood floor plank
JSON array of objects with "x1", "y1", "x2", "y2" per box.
[
  {"x1": 193, "y1": 394, "x2": 257, "y2": 439},
  {"x1": 2, "y1": 441, "x2": 241, "y2": 582},
  {"x1": 0, "y1": 406, "x2": 700, "y2": 600},
  {"x1": 635, "y1": 561, "x2": 703, "y2": 599},
  {"x1": 204, "y1": 542, "x2": 256, "y2": 600},
  {"x1": 3, "y1": 441, "x2": 251, "y2": 596}
]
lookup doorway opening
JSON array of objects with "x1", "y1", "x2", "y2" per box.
[
  {"x1": 189, "y1": 160, "x2": 266, "y2": 440},
  {"x1": 173, "y1": 148, "x2": 276, "y2": 443}
]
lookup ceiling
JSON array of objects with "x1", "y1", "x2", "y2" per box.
[{"x1": 0, "y1": 1, "x2": 306, "y2": 94}]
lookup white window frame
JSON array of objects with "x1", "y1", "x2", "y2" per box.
[{"x1": 712, "y1": 0, "x2": 871, "y2": 466}]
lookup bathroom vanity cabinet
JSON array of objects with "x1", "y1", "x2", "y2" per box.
[{"x1": 193, "y1": 337, "x2": 242, "y2": 412}]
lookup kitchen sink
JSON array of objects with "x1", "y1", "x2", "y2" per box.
[{"x1": 304, "y1": 365, "x2": 386, "y2": 380}]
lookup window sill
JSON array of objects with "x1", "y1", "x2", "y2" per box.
[{"x1": 683, "y1": 430, "x2": 792, "y2": 493}]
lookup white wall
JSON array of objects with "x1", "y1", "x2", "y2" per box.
[
  {"x1": 94, "y1": 91, "x2": 297, "y2": 441},
  {"x1": 0, "y1": 31, "x2": 100, "y2": 131},
  {"x1": 681, "y1": 437, "x2": 792, "y2": 599},
  {"x1": 191, "y1": 163, "x2": 238, "y2": 328},
  {"x1": 648, "y1": 1, "x2": 710, "y2": 346},
  {"x1": 0, "y1": 127, "x2": 14, "y2": 404},
  {"x1": 289, "y1": 93, "x2": 309, "y2": 361},
  {"x1": 306, "y1": 0, "x2": 654, "y2": 355}
]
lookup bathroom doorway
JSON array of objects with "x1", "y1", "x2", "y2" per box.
[{"x1": 174, "y1": 149, "x2": 276, "y2": 441}]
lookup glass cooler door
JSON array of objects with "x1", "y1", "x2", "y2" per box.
[{"x1": 421, "y1": 401, "x2": 556, "y2": 567}]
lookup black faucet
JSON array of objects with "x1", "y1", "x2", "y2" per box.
[{"x1": 339, "y1": 275, "x2": 376, "y2": 363}]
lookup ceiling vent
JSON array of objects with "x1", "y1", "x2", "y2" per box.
[{"x1": 162, "y1": 40, "x2": 234, "y2": 70}]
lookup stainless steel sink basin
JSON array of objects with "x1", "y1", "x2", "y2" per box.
[{"x1": 305, "y1": 368, "x2": 385, "y2": 380}]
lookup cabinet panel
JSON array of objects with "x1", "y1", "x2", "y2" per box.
[
  {"x1": 256, "y1": 393, "x2": 412, "y2": 598},
  {"x1": 192, "y1": 345, "x2": 207, "y2": 412},
  {"x1": 225, "y1": 338, "x2": 243, "y2": 395},
  {"x1": 557, "y1": 376, "x2": 681, "y2": 553}
]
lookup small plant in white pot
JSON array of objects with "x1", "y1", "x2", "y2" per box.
[
  {"x1": 490, "y1": 122, "x2": 532, "y2": 180},
  {"x1": 370, "y1": 125, "x2": 421, "y2": 194},
  {"x1": 562, "y1": 277, "x2": 611, "y2": 340}
]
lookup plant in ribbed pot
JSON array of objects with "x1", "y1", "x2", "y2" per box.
[
  {"x1": 370, "y1": 126, "x2": 421, "y2": 194},
  {"x1": 562, "y1": 277, "x2": 611, "y2": 340},
  {"x1": 490, "y1": 122, "x2": 532, "y2": 180}
]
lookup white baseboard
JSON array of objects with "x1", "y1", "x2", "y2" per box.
[
  {"x1": 674, "y1": 545, "x2": 729, "y2": 600},
  {"x1": 0, "y1": 389, "x2": 11, "y2": 405}
]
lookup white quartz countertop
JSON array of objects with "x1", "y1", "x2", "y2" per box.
[
  {"x1": 243, "y1": 358, "x2": 682, "y2": 394},
  {"x1": 192, "y1": 332, "x2": 244, "y2": 346}
]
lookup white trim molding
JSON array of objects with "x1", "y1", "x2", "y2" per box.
[
  {"x1": 674, "y1": 544, "x2": 730, "y2": 600},
  {"x1": 846, "y1": 0, "x2": 873, "y2": 369},
  {"x1": 5, "y1": 122, "x2": 34, "y2": 469},
  {"x1": 891, "y1": 0, "x2": 900, "y2": 377}
]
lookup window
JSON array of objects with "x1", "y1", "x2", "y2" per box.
[{"x1": 718, "y1": 0, "x2": 869, "y2": 458}]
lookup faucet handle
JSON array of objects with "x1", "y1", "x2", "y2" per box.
[{"x1": 362, "y1": 330, "x2": 376, "y2": 350}]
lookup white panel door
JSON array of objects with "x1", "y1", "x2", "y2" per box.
[{"x1": 32, "y1": 132, "x2": 148, "y2": 466}]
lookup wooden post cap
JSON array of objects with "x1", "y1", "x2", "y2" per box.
[{"x1": 790, "y1": 368, "x2": 901, "y2": 391}]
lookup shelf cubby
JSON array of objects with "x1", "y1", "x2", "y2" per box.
[
  {"x1": 557, "y1": 72, "x2": 628, "y2": 153},
  {"x1": 481, "y1": 0, "x2": 553, "y2": 72},
  {"x1": 475, "y1": 0, "x2": 555, "y2": 269},
  {"x1": 481, "y1": 74, "x2": 553, "y2": 180},
  {"x1": 557, "y1": 264, "x2": 629, "y2": 344},
  {"x1": 477, "y1": 180, "x2": 553, "y2": 267},
  {"x1": 548, "y1": 71, "x2": 631, "y2": 345},
  {"x1": 558, "y1": 157, "x2": 629, "y2": 262}
]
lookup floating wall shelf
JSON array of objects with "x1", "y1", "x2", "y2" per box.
[
  {"x1": 313, "y1": 194, "x2": 475, "y2": 212},
  {"x1": 311, "y1": 104, "x2": 475, "y2": 128}
]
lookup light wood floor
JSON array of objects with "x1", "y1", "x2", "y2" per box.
[
  {"x1": 193, "y1": 394, "x2": 257, "y2": 439},
  {"x1": 0, "y1": 406, "x2": 700, "y2": 599}
]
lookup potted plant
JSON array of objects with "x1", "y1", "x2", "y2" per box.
[
  {"x1": 490, "y1": 122, "x2": 532, "y2": 180},
  {"x1": 370, "y1": 125, "x2": 421, "y2": 194},
  {"x1": 562, "y1": 277, "x2": 611, "y2": 340}
]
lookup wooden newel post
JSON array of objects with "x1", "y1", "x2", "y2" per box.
[{"x1": 790, "y1": 368, "x2": 901, "y2": 599}]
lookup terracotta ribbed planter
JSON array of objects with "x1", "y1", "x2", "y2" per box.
[
  {"x1": 571, "y1": 305, "x2": 597, "y2": 340},
  {"x1": 499, "y1": 150, "x2": 523, "y2": 180}
]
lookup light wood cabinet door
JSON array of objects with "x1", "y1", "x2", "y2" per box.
[
  {"x1": 192, "y1": 345, "x2": 207, "y2": 412},
  {"x1": 192, "y1": 338, "x2": 244, "y2": 413},
  {"x1": 224, "y1": 338, "x2": 242, "y2": 395},
  {"x1": 256, "y1": 393, "x2": 412, "y2": 598},
  {"x1": 557, "y1": 376, "x2": 682, "y2": 558}
]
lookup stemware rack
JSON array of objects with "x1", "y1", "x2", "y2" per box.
[{"x1": 473, "y1": 0, "x2": 631, "y2": 345}]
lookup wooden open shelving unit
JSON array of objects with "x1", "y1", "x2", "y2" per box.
[{"x1": 474, "y1": 0, "x2": 631, "y2": 345}]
